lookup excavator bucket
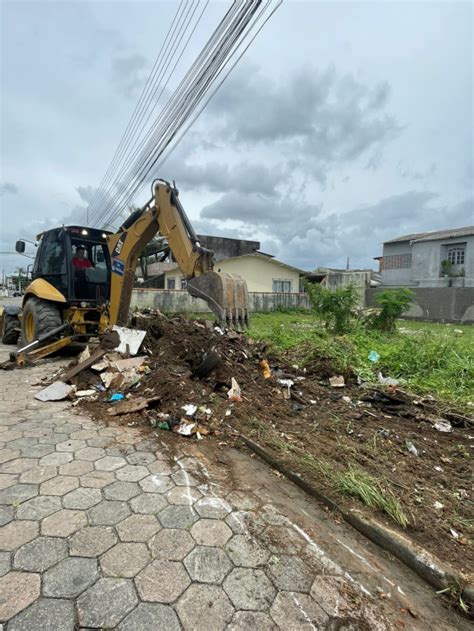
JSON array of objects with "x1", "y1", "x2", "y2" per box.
[{"x1": 187, "y1": 271, "x2": 249, "y2": 328}]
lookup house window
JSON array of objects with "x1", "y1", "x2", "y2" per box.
[
  {"x1": 272, "y1": 279, "x2": 292, "y2": 293},
  {"x1": 383, "y1": 253, "x2": 412, "y2": 270},
  {"x1": 180, "y1": 278, "x2": 187, "y2": 290},
  {"x1": 447, "y1": 247, "x2": 465, "y2": 265},
  {"x1": 167, "y1": 278, "x2": 176, "y2": 289}
]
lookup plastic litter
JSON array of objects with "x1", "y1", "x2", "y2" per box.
[
  {"x1": 176, "y1": 421, "x2": 197, "y2": 436},
  {"x1": 260, "y1": 359, "x2": 271, "y2": 379},
  {"x1": 182, "y1": 404, "x2": 197, "y2": 417},
  {"x1": 329, "y1": 375, "x2": 345, "y2": 388},
  {"x1": 405, "y1": 439, "x2": 419, "y2": 457},
  {"x1": 433, "y1": 501, "x2": 444, "y2": 510},
  {"x1": 377, "y1": 373, "x2": 399, "y2": 387},
  {"x1": 227, "y1": 377, "x2": 242, "y2": 402},
  {"x1": 433, "y1": 420, "x2": 452, "y2": 433},
  {"x1": 368, "y1": 350, "x2": 380, "y2": 363},
  {"x1": 110, "y1": 393, "x2": 124, "y2": 402}
]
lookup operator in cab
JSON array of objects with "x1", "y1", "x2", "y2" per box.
[{"x1": 72, "y1": 245, "x2": 92, "y2": 269}]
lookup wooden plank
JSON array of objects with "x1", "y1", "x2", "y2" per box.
[{"x1": 61, "y1": 348, "x2": 107, "y2": 383}]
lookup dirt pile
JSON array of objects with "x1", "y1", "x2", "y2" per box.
[{"x1": 67, "y1": 312, "x2": 472, "y2": 579}]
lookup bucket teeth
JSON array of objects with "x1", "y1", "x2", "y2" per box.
[{"x1": 187, "y1": 272, "x2": 249, "y2": 329}]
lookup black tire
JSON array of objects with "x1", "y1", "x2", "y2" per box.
[
  {"x1": 21, "y1": 297, "x2": 62, "y2": 345},
  {"x1": 1, "y1": 313, "x2": 20, "y2": 344}
]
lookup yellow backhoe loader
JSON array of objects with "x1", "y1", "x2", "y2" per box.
[{"x1": 1, "y1": 180, "x2": 248, "y2": 363}]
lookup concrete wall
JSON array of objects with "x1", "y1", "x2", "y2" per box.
[
  {"x1": 164, "y1": 255, "x2": 301, "y2": 294},
  {"x1": 131, "y1": 289, "x2": 311, "y2": 313},
  {"x1": 381, "y1": 241, "x2": 414, "y2": 286},
  {"x1": 366, "y1": 287, "x2": 474, "y2": 323},
  {"x1": 382, "y1": 235, "x2": 474, "y2": 287}
]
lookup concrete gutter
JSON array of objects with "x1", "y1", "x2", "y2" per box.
[{"x1": 241, "y1": 435, "x2": 473, "y2": 617}]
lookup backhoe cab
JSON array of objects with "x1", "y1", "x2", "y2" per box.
[{"x1": 3, "y1": 181, "x2": 249, "y2": 362}]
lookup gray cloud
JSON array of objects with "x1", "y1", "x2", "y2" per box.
[
  {"x1": 0, "y1": 182, "x2": 19, "y2": 196},
  {"x1": 111, "y1": 53, "x2": 148, "y2": 97}
]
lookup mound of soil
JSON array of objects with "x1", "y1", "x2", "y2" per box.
[{"x1": 74, "y1": 312, "x2": 473, "y2": 580}]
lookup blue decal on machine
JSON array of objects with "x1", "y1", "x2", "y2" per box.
[{"x1": 112, "y1": 259, "x2": 125, "y2": 276}]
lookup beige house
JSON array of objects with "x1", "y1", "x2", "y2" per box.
[{"x1": 164, "y1": 252, "x2": 304, "y2": 293}]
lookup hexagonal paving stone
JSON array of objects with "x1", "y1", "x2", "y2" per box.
[
  {"x1": 16, "y1": 495, "x2": 62, "y2": 520},
  {"x1": 56, "y1": 439, "x2": 87, "y2": 452},
  {"x1": 310, "y1": 575, "x2": 355, "y2": 617},
  {"x1": 148, "y1": 460, "x2": 174, "y2": 476},
  {"x1": 59, "y1": 460, "x2": 93, "y2": 476},
  {"x1": 43, "y1": 557, "x2": 99, "y2": 598},
  {"x1": 126, "y1": 451, "x2": 155, "y2": 466},
  {"x1": 158, "y1": 504, "x2": 198, "y2": 529},
  {"x1": 184, "y1": 546, "x2": 232, "y2": 584},
  {"x1": 88, "y1": 500, "x2": 131, "y2": 526},
  {"x1": 0, "y1": 505, "x2": 14, "y2": 527},
  {"x1": 176, "y1": 456, "x2": 201, "y2": 472},
  {"x1": 194, "y1": 496, "x2": 232, "y2": 519},
  {"x1": 13, "y1": 536, "x2": 67, "y2": 572},
  {"x1": 167, "y1": 485, "x2": 202, "y2": 506},
  {"x1": 176, "y1": 584, "x2": 234, "y2": 631},
  {"x1": 0, "y1": 550, "x2": 10, "y2": 576},
  {"x1": 149, "y1": 528, "x2": 195, "y2": 561},
  {"x1": 80, "y1": 470, "x2": 115, "y2": 488},
  {"x1": 106, "y1": 445, "x2": 136, "y2": 457},
  {"x1": 191, "y1": 519, "x2": 232, "y2": 547},
  {"x1": 19, "y1": 466, "x2": 57, "y2": 484},
  {"x1": 0, "y1": 520, "x2": 39, "y2": 551},
  {"x1": 0, "y1": 483, "x2": 38, "y2": 506},
  {"x1": 40, "y1": 475, "x2": 79, "y2": 496},
  {"x1": 39, "y1": 452, "x2": 73, "y2": 467},
  {"x1": 86, "y1": 436, "x2": 114, "y2": 449},
  {"x1": 135, "y1": 560, "x2": 190, "y2": 603},
  {"x1": 21, "y1": 444, "x2": 55, "y2": 458},
  {"x1": 130, "y1": 492, "x2": 167, "y2": 515},
  {"x1": 71, "y1": 429, "x2": 98, "y2": 440},
  {"x1": 139, "y1": 474, "x2": 174, "y2": 494},
  {"x1": 226, "y1": 490, "x2": 260, "y2": 511},
  {"x1": 104, "y1": 481, "x2": 141, "y2": 501},
  {"x1": 171, "y1": 469, "x2": 200, "y2": 486},
  {"x1": 95, "y1": 455, "x2": 127, "y2": 471},
  {"x1": 116, "y1": 514, "x2": 161, "y2": 542},
  {"x1": 0, "y1": 571, "x2": 41, "y2": 621},
  {"x1": 0, "y1": 473, "x2": 17, "y2": 491},
  {"x1": 77, "y1": 577, "x2": 138, "y2": 628},
  {"x1": 7, "y1": 597, "x2": 75, "y2": 631},
  {"x1": 267, "y1": 554, "x2": 314, "y2": 592},
  {"x1": 262, "y1": 525, "x2": 304, "y2": 555},
  {"x1": 228, "y1": 611, "x2": 276, "y2": 630},
  {"x1": 69, "y1": 526, "x2": 117, "y2": 557},
  {"x1": 225, "y1": 510, "x2": 265, "y2": 535},
  {"x1": 225, "y1": 535, "x2": 270, "y2": 568},
  {"x1": 0, "y1": 449, "x2": 20, "y2": 466},
  {"x1": 118, "y1": 602, "x2": 181, "y2": 631},
  {"x1": 101, "y1": 542, "x2": 150, "y2": 577},
  {"x1": 223, "y1": 568, "x2": 276, "y2": 611},
  {"x1": 115, "y1": 464, "x2": 149, "y2": 482},
  {"x1": 261, "y1": 504, "x2": 289, "y2": 526},
  {"x1": 41, "y1": 509, "x2": 87, "y2": 537},
  {"x1": 39, "y1": 433, "x2": 69, "y2": 445},
  {"x1": 76, "y1": 446, "x2": 106, "y2": 461},
  {"x1": 270, "y1": 591, "x2": 329, "y2": 628},
  {"x1": 63, "y1": 487, "x2": 102, "y2": 509}
]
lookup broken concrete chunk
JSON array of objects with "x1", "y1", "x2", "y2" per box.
[
  {"x1": 112, "y1": 325, "x2": 146, "y2": 355},
  {"x1": 35, "y1": 381, "x2": 74, "y2": 402},
  {"x1": 111, "y1": 356, "x2": 147, "y2": 372},
  {"x1": 75, "y1": 389, "x2": 97, "y2": 397},
  {"x1": 107, "y1": 395, "x2": 160, "y2": 416}
]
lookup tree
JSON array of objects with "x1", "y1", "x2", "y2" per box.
[
  {"x1": 369, "y1": 288, "x2": 414, "y2": 332},
  {"x1": 305, "y1": 282, "x2": 359, "y2": 334}
]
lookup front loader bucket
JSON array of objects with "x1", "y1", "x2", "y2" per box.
[{"x1": 187, "y1": 271, "x2": 249, "y2": 328}]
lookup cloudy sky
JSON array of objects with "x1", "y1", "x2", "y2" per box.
[{"x1": 1, "y1": 0, "x2": 473, "y2": 275}]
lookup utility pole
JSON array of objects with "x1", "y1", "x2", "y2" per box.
[{"x1": 346, "y1": 257, "x2": 350, "y2": 270}]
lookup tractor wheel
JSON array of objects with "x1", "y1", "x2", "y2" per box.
[
  {"x1": 21, "y1": 297, "x2": 62, "y2": 345},
  {"x1": 1, "y1": 313, "x2": 20, "y2": 344}
]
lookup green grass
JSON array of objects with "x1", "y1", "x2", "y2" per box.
[
  {"x1": 246, "y1": 313, "x2": 474, "y2": 407},
  {"x1": 336, "y1": 467, "x2": 409, "y2": 528}
]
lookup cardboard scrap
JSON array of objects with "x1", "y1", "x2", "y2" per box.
[{"x1": 107, "y1": 395, "x2": 160, "y2": 416}]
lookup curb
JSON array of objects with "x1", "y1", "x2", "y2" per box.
[{"x1": 241, "y1": 435, "x2": 473, "y2": 616}]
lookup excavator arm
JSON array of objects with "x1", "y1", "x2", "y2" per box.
[{"x1": 107, "y1": 180, "x2": 249, "y2": 327}]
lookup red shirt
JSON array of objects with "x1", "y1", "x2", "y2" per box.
[{"x1": 72, "y1": 257, "x2": 92, "y2": 269}]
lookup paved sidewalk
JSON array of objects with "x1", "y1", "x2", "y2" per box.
[{"x1": 0, "y1": 352, "x2": 468, "y2": 630}]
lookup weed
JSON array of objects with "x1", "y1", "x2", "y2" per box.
[
  {"x1": 299, "y1": 454, "x2": 334, "y2": 480},
  {"x1": 336, "y1": 467, "x2": 409, "y2": 528},
  {"x1": 367, "y1": 288, "x2": 414, "y2": 332}
]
